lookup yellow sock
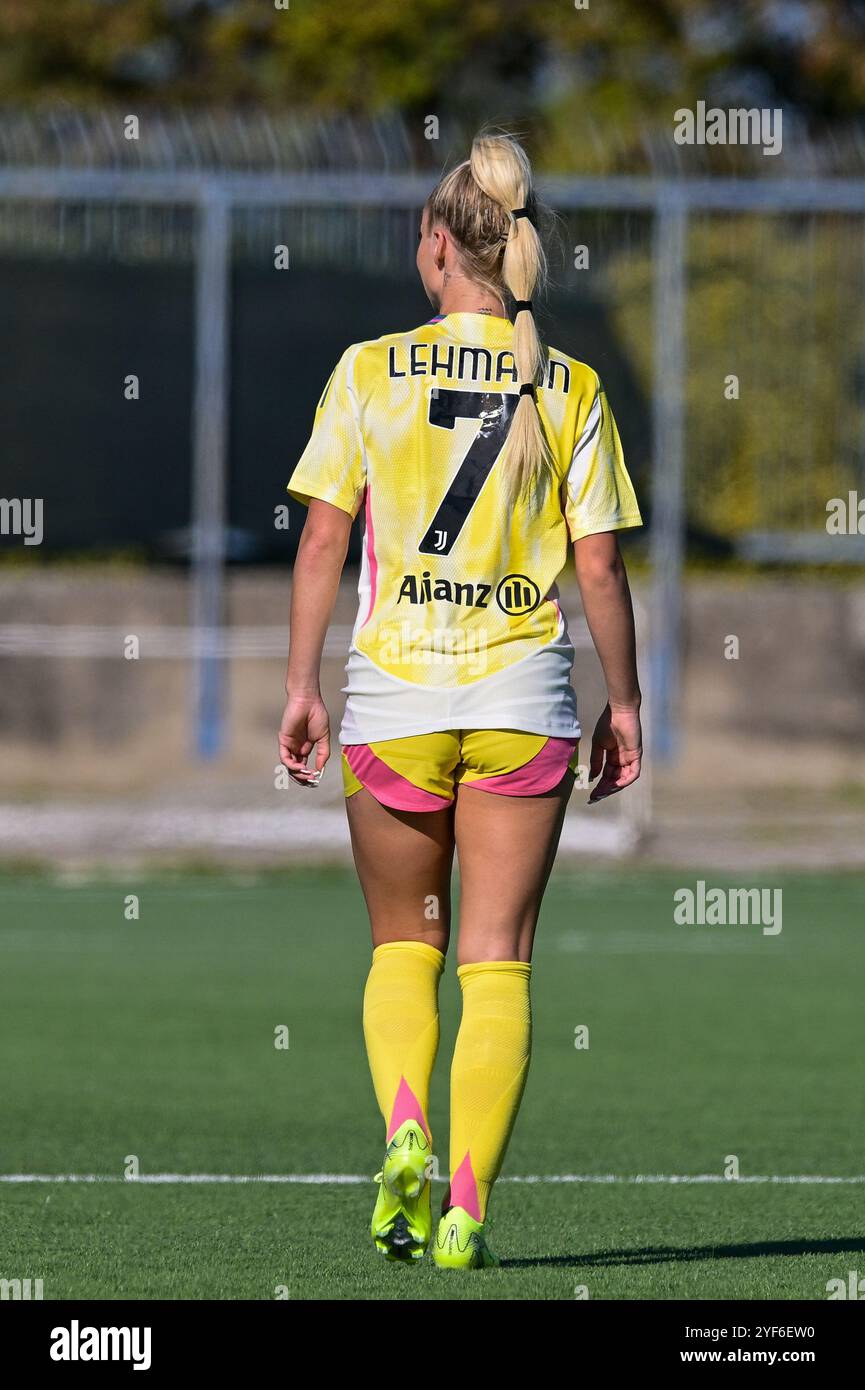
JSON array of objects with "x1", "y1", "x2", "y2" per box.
[
  {"x1": 363, "y1": 940, "x2": 445, "y2": 1144},
  {"x1": 449, "y1": 960, "x2": 532, "y2": 1222}
]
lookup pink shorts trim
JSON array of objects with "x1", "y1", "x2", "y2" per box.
[
  {"x1": 343, "y1": 743, "x2": 452, "y2": 812},
  {"x1": 468, "y1": 736, "x2": 577, "y2": 797},
  {"x1": 345, "y1": 735, "x2": 578, "y2": 812}
]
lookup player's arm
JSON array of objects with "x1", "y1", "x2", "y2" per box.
[
  {"x1": 279, "y1": 499, "x2": 353, "y2": 785},
  {"x1": 573, "y1": 530, "x2": 642, "y2": 803}
]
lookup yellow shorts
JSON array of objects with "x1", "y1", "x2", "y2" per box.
[{"x1": 342, "y1": 729, "x2": 579, "y2": 812}]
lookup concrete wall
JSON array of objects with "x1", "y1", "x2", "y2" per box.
[{"x1": 1, "y1": 567, "x2": 863, "y2": 866}]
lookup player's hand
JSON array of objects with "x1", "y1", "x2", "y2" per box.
[
  {"x1": 278, "y1": 693, "x2": 331, "y2": 787},
  {"x1": 588, "y1": 703, "x2": 642, "y2": 804}
]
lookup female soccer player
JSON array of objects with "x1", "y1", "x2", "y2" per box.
[{"x1": 279, "y1": 132, "x2": 643, "y2": 1269}]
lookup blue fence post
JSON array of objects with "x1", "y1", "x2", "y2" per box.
[
  {"x1": 190, "y1": 187, "x2": 231, "y2": 760},
  {"x1": 649, "y1": 190, "x2": 688, "y2": 763}
]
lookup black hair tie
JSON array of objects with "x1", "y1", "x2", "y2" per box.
[
  {"x1": 519, "y1": 383, "x2": 537, "y2": 400},
  {"x1": 513, "y1": 300, "x2": 533, "y2": 315},
  {"x1": 511, "y1": 207, "x2": 532, "y2": 221}
]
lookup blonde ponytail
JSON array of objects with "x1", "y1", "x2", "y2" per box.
[{"x1": 426, "y1": 131, "x2": 555, "y2": 506}]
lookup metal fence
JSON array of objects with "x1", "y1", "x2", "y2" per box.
[{"x1": 3, "y1": 113, "x2": 865, "y2": 765}]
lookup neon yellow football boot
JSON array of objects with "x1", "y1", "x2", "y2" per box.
[
  {"x1": 432, "y1": 1206, "x2": 499, "y2": 1269},
  {"x1": 370, "y1": 1119, "x2": 432, "y2": 1262}
]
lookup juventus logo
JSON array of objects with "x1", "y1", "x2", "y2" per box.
[{"x1": 433, "y1": 530, "x2": 448, "y2": 551}]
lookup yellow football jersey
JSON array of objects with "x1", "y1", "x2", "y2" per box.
[{"x1": 288, "y1": 311, "x2": 641, "y2": 744}]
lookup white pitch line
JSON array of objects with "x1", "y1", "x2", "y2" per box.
[{"x1": 2, "y1": 1172, "x2": 865, "y2": 1186}]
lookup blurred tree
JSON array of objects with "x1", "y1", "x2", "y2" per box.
[
  {"x1": 1, "y1": 0, "x2": 864, "y2": 162},
  {"x1": 610, "y1": 212, "x2": 865, "y2": 537}
]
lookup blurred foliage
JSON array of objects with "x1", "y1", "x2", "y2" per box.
[
  {"x1": 608, "y1": 213, "x2": 865, "y2": 534},
  {"x1": 3, "y1": 0, "x2": 865, "y2": 551},
  {"x1": 2, "y1": 0, "x2": 865, "y2": 169}
]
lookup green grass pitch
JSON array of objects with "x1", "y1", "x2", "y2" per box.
[{"x1": 1, "y1": 868, "x2": 863, "y2": 1301}]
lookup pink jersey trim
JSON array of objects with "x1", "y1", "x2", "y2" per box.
[
  {"x1": 343, "y1": 742, "x2": 452, "y2": 812},
  {"x1": 359, "y1": 484, "x2": 378, "y2": 629},
  {"x1": 470, "y1": 736, "x2": 577, "y2": 797}
]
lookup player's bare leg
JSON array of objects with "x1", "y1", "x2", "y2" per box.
[
  {"x1": 454, "y1": 773, "x2": 574, "y2": 964},
  {"x1": 346, "y1": 789, "x2": 455, "y2": 1259},
  {"x1": 346, "y1": 788, "x2": 454, "y2": 954},
  {"x1": 432, "y1": 773, "x2": 574, "y2": 1266}
]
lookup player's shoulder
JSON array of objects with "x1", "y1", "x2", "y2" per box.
[
  {"x1": 328, "y1": 325, "x2": 430, "y2": 394},
  {"x1": 339, "y1": 322, "x2": 434, "y2": 364},
  {"x1": 544, "y1": 343, "x2": 602, "y2": 403}
]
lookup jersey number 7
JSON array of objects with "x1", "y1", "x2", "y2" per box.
[{"x1": 418, "y1": 389, "x2": 517, "y2": 556}]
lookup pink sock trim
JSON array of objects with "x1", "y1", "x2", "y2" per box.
[
  {"x1": 449, "y1": 1151, "x2": 481, "y2": 1222},
  {"x1": 344, "y1": 743, "x2": 452, "y2": 812},
  {"x1": 469, "y1": 736, "x2": 577, "y2": 797},
  {"x1": 387, "y1": 1076, "x2": 430, "y2": 1143}
]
